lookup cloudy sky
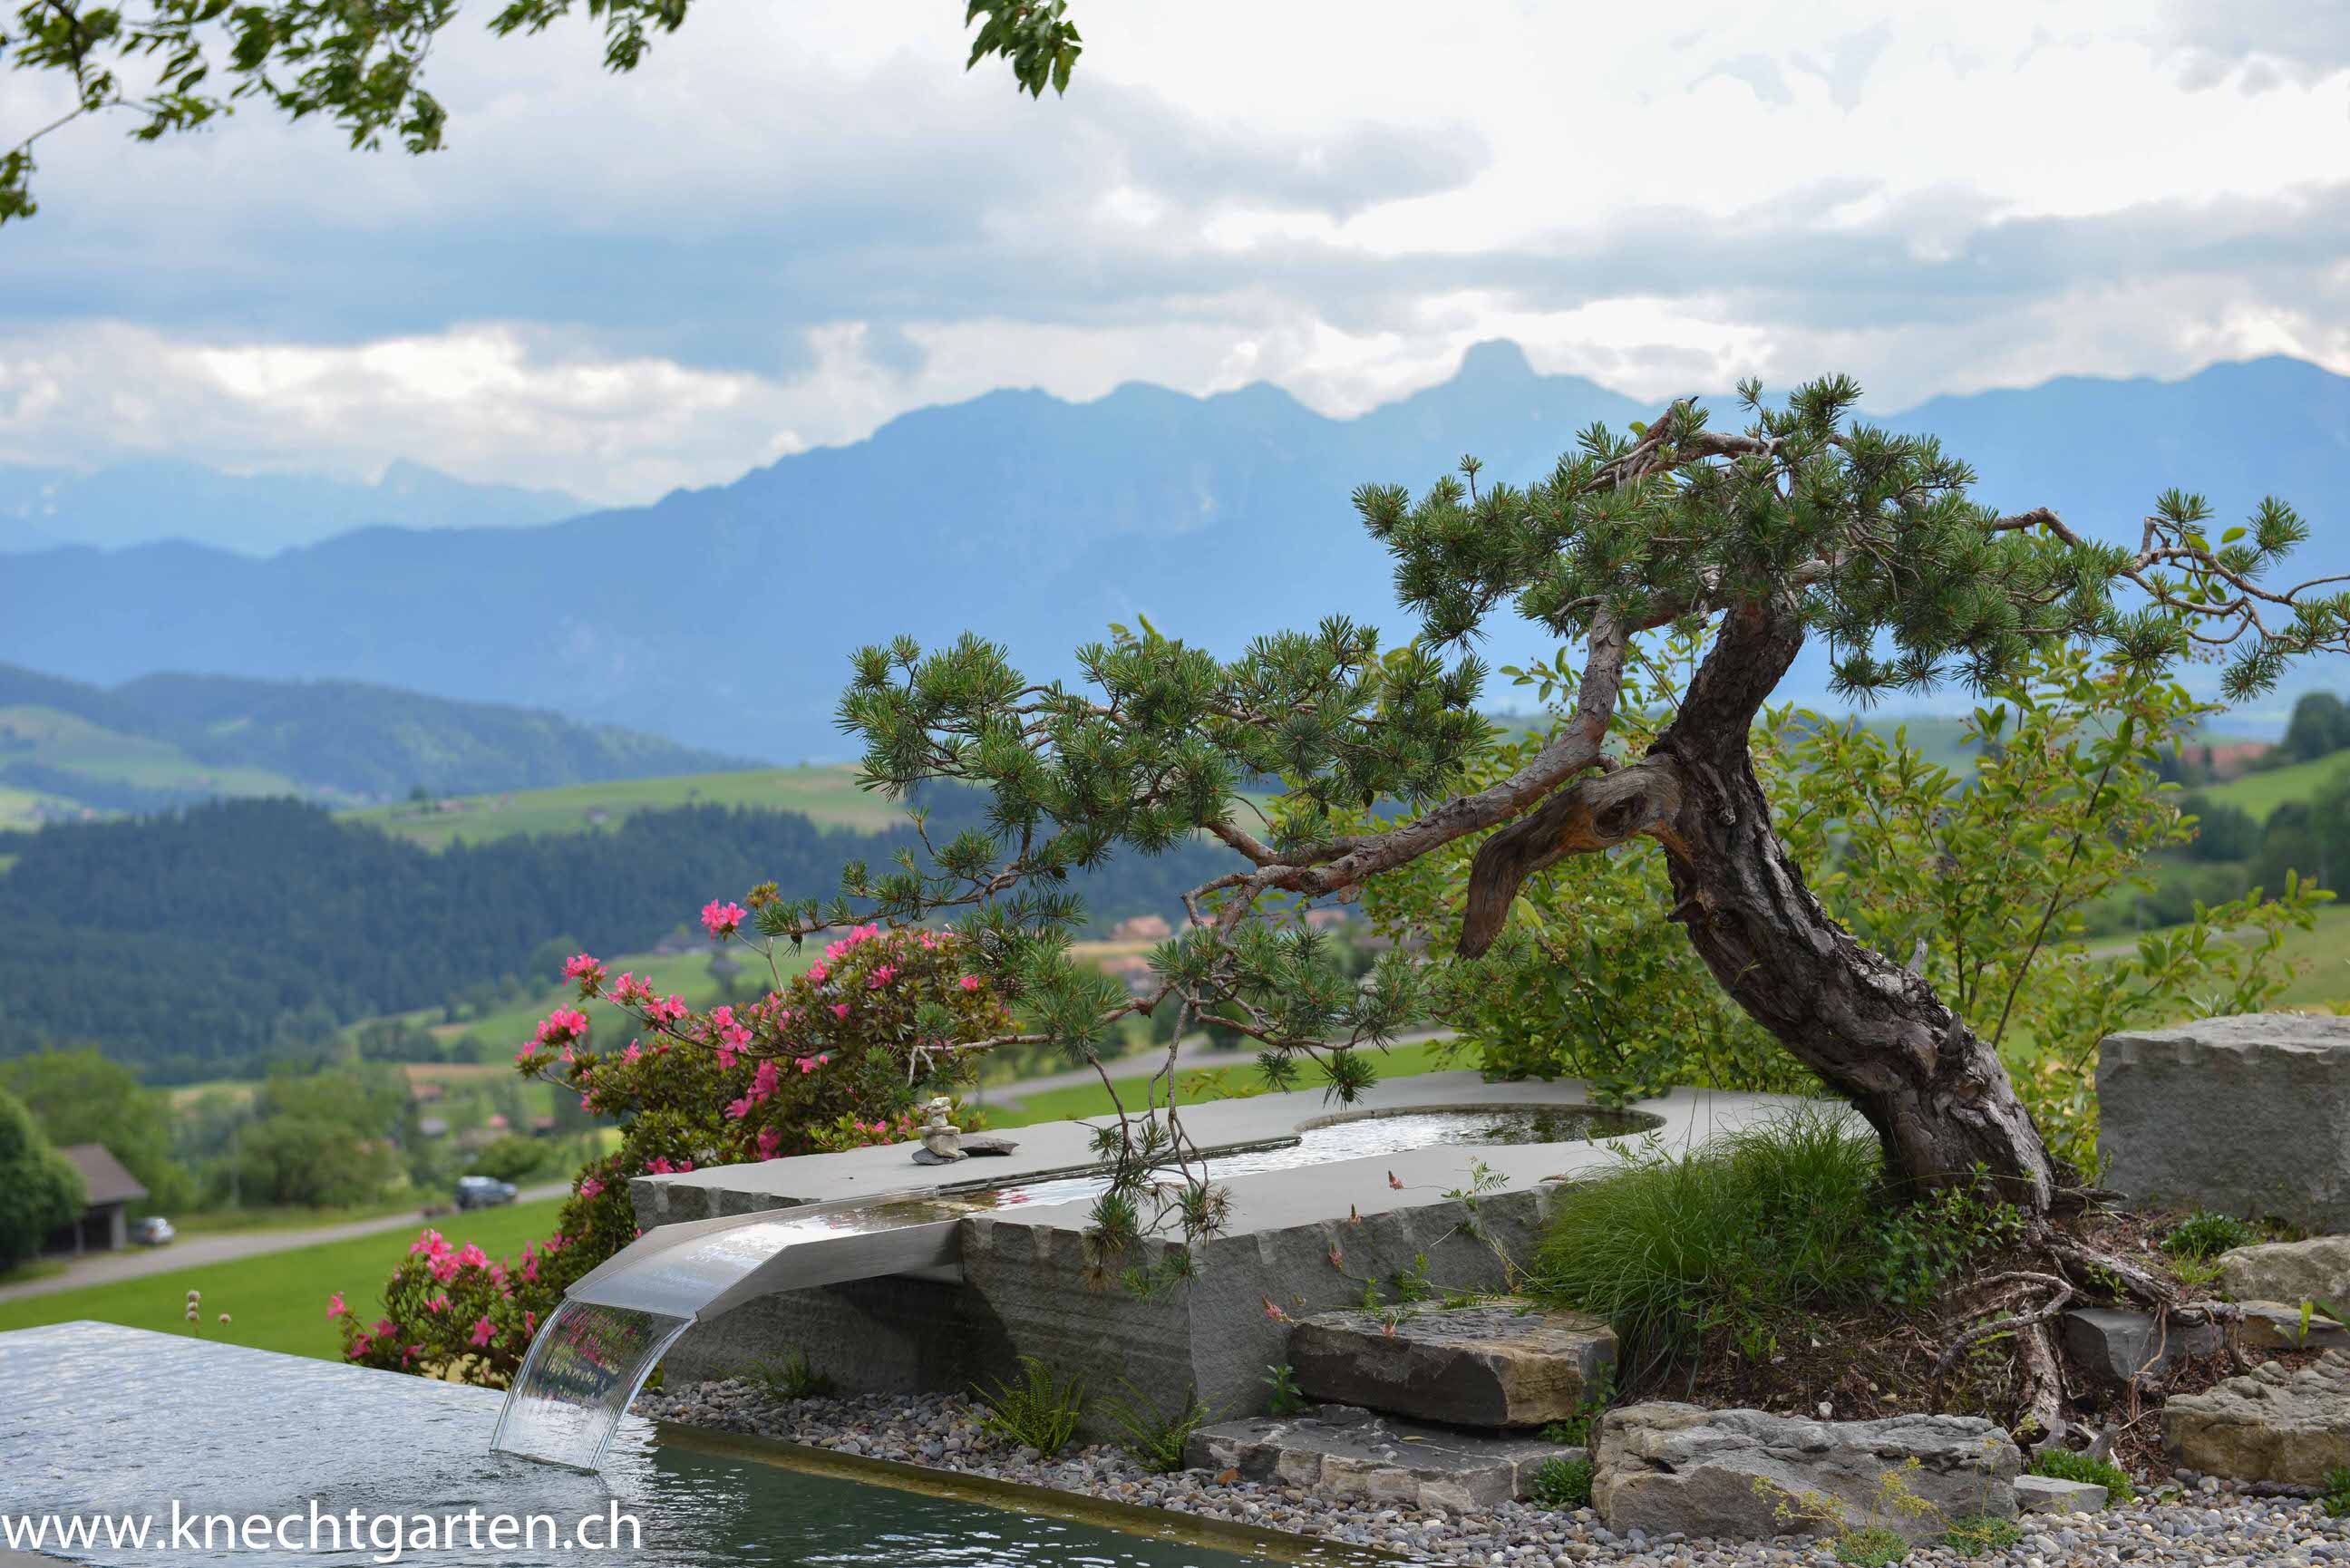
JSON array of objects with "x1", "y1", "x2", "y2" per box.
[{"x1": 3, "y1": 1, "x2": 2345, "y2": 502}]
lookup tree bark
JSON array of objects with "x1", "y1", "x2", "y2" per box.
[
  {"x1": 1656, "y1": 599, "x2": 2061, "y2": 1209},
  {"x1": 1464, "y1": 595, "x2": 2064, "y2": 1211}
]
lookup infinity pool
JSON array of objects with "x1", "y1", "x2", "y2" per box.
[{"x1": 0, "y1": 1323, "x2": 1352, "y2": 1567}]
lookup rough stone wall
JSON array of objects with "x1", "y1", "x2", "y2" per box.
[{"x1": 641, "y1": 1176, "x2": 1559, "y2": 1430}]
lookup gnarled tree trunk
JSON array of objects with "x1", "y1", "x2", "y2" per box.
[{"x1": 1466, "y1": 595, "x2": 2064, "y2": 1212}]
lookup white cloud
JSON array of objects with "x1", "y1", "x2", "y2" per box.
[{"x1": 3, "y1": 0, "x2": 2347, "y2": 508}]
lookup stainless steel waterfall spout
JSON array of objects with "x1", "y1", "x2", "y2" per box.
[{"x1": 488, "y1": 1190, "x2": 1016, "y2": 1469}]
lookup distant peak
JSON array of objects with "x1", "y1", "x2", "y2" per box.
[
  {"x1": 1452, "y1": 339, "x2": 1537, "y2": 382},
  {"x1": 375, "y1": 459, "x2": 444, "y2": 493}
]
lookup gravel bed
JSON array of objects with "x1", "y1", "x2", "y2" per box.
[{"x1": 635, "y1": 1379, "x2": 2350, "y2": 1567}]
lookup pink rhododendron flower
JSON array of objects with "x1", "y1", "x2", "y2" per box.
[
  {"x1": 958, "y1": 975, "x2": 981, "y2": 992},
  {"x1": 579, "y1": 1176, "x2": 605, "y2": 1199},
  {"x1": 533, "y1": 1007, "x2": 588, "y2": 1050},
  {"x1": 470, "y1": 1317, "x2": 495, "y2": 1349},
  {"x1": 701, "y1": 900, "x2": 747, "y2": 938},
  {"x1": 869, "y1": 964, "x2": 897, "y2": 988},
  {"x1": 807, "y1": 963, "x2": 829, "y2": 983},
  {"x1": 326, "y1": 1292, "x2": 346, "y2": 1319},
  {"x1": 725, "y1": 1095, "x2": 753, "y2": 1121},
  {"x1": 564, "y1": 953, "x2": 606, "y2": 988},
  {"x1": 427, "y1": 1293, "x2": 450, "y2": 1313},
  {"x1": 751, "y1": 1060, "x2": 781, "y2": 1101},
  {"x1": 756, "y1": 1127, "x2": 782, "y2": 1158},
  {"x1": 831, "y1": 1002, "x2": 850, "y2": 1020}
]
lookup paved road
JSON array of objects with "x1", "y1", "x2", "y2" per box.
[
  {"x1": 0, "y1": 1180, "x2": 571, "y2": 1306},
  {"x1": 975, "y1": 1027, "x2": 1458, "y2": 1109}
]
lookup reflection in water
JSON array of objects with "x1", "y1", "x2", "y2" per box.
[{"x1": 0, "y1": 1322, "x2": 1290, "y2": 1567}]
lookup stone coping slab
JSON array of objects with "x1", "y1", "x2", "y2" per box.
[
  {"x1": 1290, "y1": 1300, "x2": 1616, "y2": 1428},
  {"x1": 632, "y1": 1071, "x2": 1813, "y2": 1242}
]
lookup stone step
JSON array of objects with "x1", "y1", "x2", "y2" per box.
[
  {"x1": 1592, "y1": 1404, "x2": 2021, "y2": 1544},
  {"x1": 1183, "y1": 1406, "x2": 1582, "y2": 1513},
  {"x1": 1288, "y1": 1299, "x2": 1616, "y2": 1428},
  {"x1": 2016, "y1": 1475, "x2": 2108, "y2": 1514}
]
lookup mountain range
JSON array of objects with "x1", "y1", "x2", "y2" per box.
[
  {"x1": 0, "y1": 457, "x2": 588, "y2": 556},
  {"x1": 5, "y1": 346, "x2": 2345, "y2": 759}
]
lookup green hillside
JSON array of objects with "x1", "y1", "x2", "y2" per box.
[
  {"x1": 0, "y1": 660, "x2": 751, "y2": 816},
  {"x1": 1, "y1": 703, "x2": 307, "y2": 810},
  {"x1": 2201, "y1": 750, "x2": 2350, "y2": 822},
  {"x1": 343, "y1": 765, "x2": 905, "y2": 847}
]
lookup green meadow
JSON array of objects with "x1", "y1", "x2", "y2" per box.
[
  {"x1": 342, "y1": 765, "x2": 906, "y2": 848},
  {"x1": 0, "y1": 1196, "x2": 568, "y2": 1362}
]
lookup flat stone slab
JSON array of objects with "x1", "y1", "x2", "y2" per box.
[
  {"x1": 1289, "y1": 1300, "x2": 1616, "y2": 1428},
  {"x1": 2015, "y1": 1475, "x2": 2107, "y2": 1514},
  {"x1": 1183, "y1": 1407, "x2": 1580, "y2": 1512},
  {"x1": 2235, "y1": 1301, "x2": 2350, "y2": 1353},
  {"x1": 2097, "y1": 1013, "x2": 2350, "y2": 1231},
  {"x1": 2059, "y1": 1307, "x2": 2221, "y2": 1384},
  {"x1": 2219, "y1": 1235, "x2": 2350, "y2": 1307},
  {"x1": 2161, "y1": 1349, "x2": 2350, "y2": 1486},
  {"x1": 1591, "y1": 1403, "x2": 2021, "y2": 1544}
]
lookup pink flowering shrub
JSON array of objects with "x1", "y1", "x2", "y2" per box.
[{"x1": 339, "y1": 906, "x2": 1008, "y2": 1386}]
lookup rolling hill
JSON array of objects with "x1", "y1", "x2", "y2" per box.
[
  {"x1": 0, "y1": 662, "x2": 754, "y2": 822},
  {"x1": 5, "y1": 350, "x2": 2345, "y2": 760},
  {"x1": 344, "y1": 765, "x2": 908, "y2": 847}
]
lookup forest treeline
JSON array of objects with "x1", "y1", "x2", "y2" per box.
[{"x1": 0, "y1": 794, "x2": 1238, "y2": 1080}]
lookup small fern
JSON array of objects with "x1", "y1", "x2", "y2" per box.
[
  {"x1": 1099, "y1": 1381, "x2": 1217, "y2": 1474},
  {"x1": 974, "y1": 1356, "x2": 1085, "y2": 1457},
  {"x1": 2320, "y1": 1466, "x2": 2350, "y2": 1521}
]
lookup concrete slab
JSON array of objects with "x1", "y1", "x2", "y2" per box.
[{"x1": 632, "y1": 1072, "x2": 1806, "y2": 1236}]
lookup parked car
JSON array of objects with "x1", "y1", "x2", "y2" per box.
[
  {"x1": 453, "y1": 1175, "x2": 519, "y2": 1210},
  {"x1": 131, "y1": 1216, "x2": 176, "y2": 1246}
]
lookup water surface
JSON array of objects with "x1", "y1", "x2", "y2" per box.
[{"x1": 0, "y1": 1322, "x2": 1310, "y2": 1567}]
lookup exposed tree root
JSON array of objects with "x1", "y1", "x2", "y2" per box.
[{"x1": 1937, "y1": 1215, "x2": 2255, "y2": 1447}]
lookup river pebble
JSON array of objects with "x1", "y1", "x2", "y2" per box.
[{"x1": 634, "y1": 1379, "x2": 2350, "y2": 1566}]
